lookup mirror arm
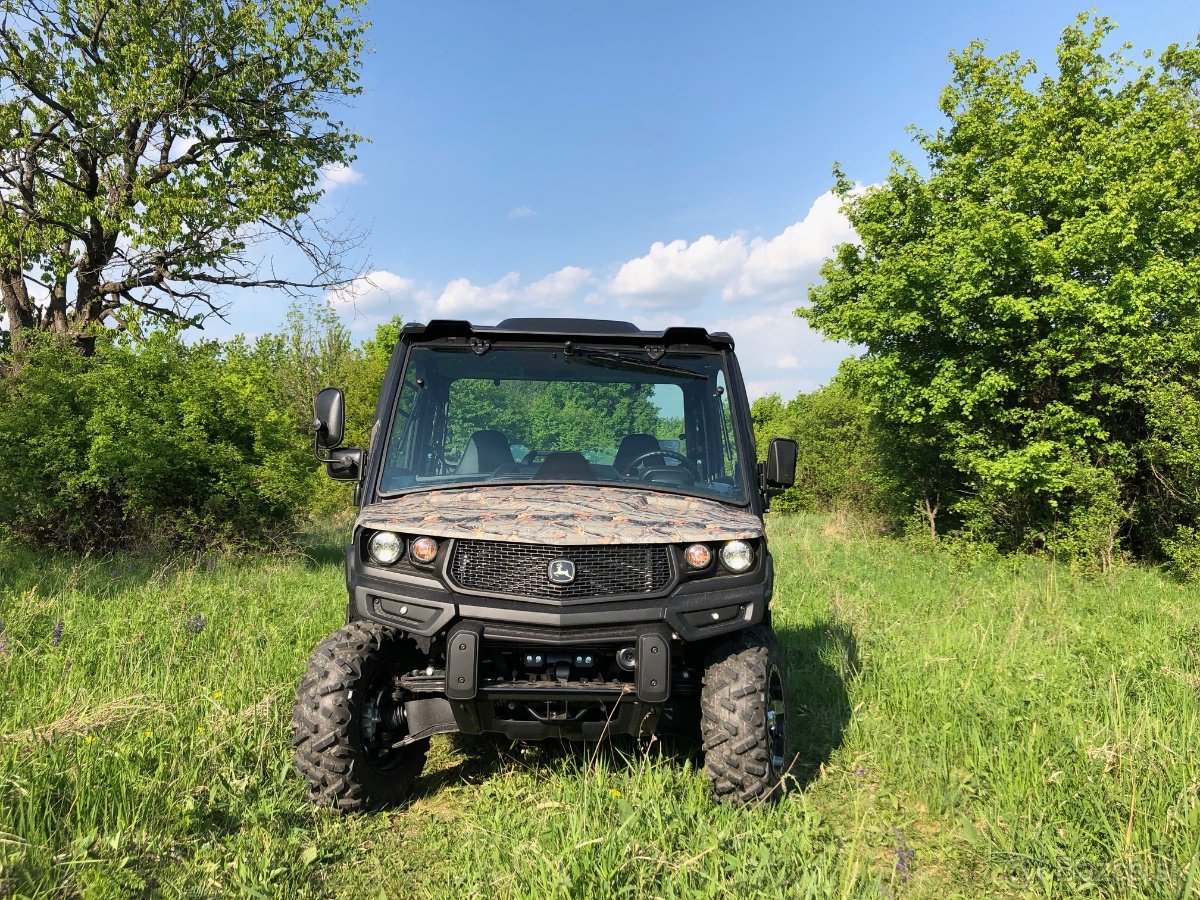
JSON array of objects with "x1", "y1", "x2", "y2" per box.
[{"x1": 312, "y1": 418, "x2": 334, "y2": 463}]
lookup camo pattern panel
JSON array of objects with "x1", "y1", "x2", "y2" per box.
[{"x1": 357, "y1": 484, "x2": 762, "y2": 546}]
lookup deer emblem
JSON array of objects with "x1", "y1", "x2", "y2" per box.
[{"x1": 548, "y1": 559, "x2": 576, "y2": 584}]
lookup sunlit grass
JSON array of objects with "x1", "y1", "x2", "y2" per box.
[{"x1": 1, "y1": 517, "x2": 1197, "y2": 897}]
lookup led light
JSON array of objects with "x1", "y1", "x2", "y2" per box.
[
  {"x1": 368, "y1": 531, "x2": 403, "y2": 565},
  {"x1": 684, "y1": 543, "x2": 712, "y2": 569},
  {"x1": 720, "y1": 540, "x2": 754, "y2": 573},
  {"x1": 409, "y1": 536, "x2": 439, "y2": 564}
]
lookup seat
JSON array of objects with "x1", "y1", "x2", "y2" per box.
[
  {"x1": 455, "y1": 430, "x2": 514, "y2": 475},
  {"x1": 534, "y1": 452, "x2": 594, "y2": 480},
  {"x1": 613, "y1": 433, "x2": 665, "y2": 473}
]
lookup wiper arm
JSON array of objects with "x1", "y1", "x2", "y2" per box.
[{"x1": 566, "y1": 349, "x2": 705, "y2": 380}]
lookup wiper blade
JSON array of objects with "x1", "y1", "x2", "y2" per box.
[{"x1": 567, "y1": 349, "x2": 705, "y2": 379}]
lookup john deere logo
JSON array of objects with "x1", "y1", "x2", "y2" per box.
[{"x1": 548, "y1": 559, "x2": 576, "y2": 584}]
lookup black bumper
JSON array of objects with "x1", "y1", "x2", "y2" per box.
[
  {"x1": 346, "y1": 547, "x2": 773, "y2": 644},
  {"x1": 345, "y1": 546, "x2": 772, "y2": 741}
]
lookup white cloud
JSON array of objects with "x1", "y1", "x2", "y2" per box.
[
  {"x1": 524, "y1": 266, "x2": 591, "y2": 305},
  {"x1": 319, "y1": 162, "x2": 365, "y2": 191},
  {"x1": 602, "y1": 190, "x2": 857, "y2": 312},
  {"x1": 430, "y1": 266, "x2": 593, "y2": 319},
  {"x1": 726, "y1": 191, "x2": 854, "y2": 300},
  {"x1": 315, "y1": 189, "x2": 860, "y2": 396},
  {"x1": 325, "y1": 270, "x2": 416, "y2": 327},
  {"x1": 435, "y1": 272, "x2": 520, "y2": 317},
  {"x1": 507, "y1": 205, "x2": 537, "y2": 220},
  {"x1": 708, "y1": 303, "x2": 850, "y2": 400},
  {"x1": 609, "y1": 234, "x2": 746, "y2": 307}
]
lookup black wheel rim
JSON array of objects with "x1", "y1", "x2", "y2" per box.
[{"x1": 766, "y1": 665, "x2": 787, "y2": 778}]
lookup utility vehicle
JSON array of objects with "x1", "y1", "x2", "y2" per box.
[{"x1": 292, "y1": 318, "x2": 798, "y2": 810}]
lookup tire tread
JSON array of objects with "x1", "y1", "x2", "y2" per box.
[
  {"x1": 700, "y1": 625, "x2": 786, "y2": 805},
  {"x1": 291, "y1": 620, "x2": 427, "y2": 813}
]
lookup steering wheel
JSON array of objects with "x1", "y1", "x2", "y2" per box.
[{"x1": 619, "y1": 449, "x2": 701, "y2": 480}]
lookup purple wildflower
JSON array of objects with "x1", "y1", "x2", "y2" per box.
[
  {"x1": 51, "y1": 620, "x2": 64, "y2": 648},
  {"x1": 0, "y1": 619, "x2": 7, "y2": 656},
  {"x1": 854, "y1": 767, "x2": 867, "y2": 779},
  {"x1": 185, "y1": 614, "x2": 207, "y2": 635},
  {"x1": 893, "y1": 827, "x2": 916, "y2": 883}
]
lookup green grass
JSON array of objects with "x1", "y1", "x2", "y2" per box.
[{"x1": 1, "y1": 516, "x2": 1198, "y2": 898}]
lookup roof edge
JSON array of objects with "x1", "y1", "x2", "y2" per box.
[{"x1": 401, "y1": 318, "x2": 734, "y2": 350}]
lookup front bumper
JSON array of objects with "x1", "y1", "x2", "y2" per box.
[
  {"x1": 346, "y1": 542, "x2": 773, "y2": 644},
  {"x1": 345, "y1": 541, "x2": 772, "y2": 741}
]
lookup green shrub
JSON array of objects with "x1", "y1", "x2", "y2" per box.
[
  {"x1": 751, "y1": 375, "x2": 894, "y2": 523},
  {"x1": 0, "y1": 329, "x2": 317, "y2": 551}
]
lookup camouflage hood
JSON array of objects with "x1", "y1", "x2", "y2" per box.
[{"x1": 356, "y1": 484, "x2": 762, "y2": 546}]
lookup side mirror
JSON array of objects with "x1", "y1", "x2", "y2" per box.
[
  {"x1": 325, "y1": 447, "x2": 364, "y2": 482},
  {"x1": 313, "y1": 387, "x2": 345, "y2": 450},
  {"x1": 763, "y1": 437, "x2": 797, "y2": 490}
]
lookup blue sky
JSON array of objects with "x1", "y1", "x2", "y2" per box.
[{"x1": 214, "y1": 0, "x2": 1199, "y2": 399}]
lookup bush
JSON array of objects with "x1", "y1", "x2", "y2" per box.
[
  {"x1": 751, "y1": 375, "x2": 893, "y2": 523},
  {"x1": 0, "y1": 329, "x2": 317, "y2": 551}
]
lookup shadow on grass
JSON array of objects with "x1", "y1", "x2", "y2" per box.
[
  {"x1": 404, "y1": 616, "x2": 860, "y2": 801},
  {"x1": 402, "y1": 620, "x2": 860, "y2": 802},
  {"x1": 411, "y1": 733, "x2": 527, "y2": 799},
  {"x1": 297, "y1": 540, "x2": 347, "y2": 569},
  {"x1": 408, "y1": 726, "x2": 703, "y2": 804},
  {"x1": 776, "y1": 619, "x2": 858, "y2": 788},
  {"x1": 295, "y1": 515, "x2": 356, "y2": 569}
]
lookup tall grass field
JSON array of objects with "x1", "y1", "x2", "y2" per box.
[{"x1": 1, "y1": 516, "x2": 1197, "y2": 898}]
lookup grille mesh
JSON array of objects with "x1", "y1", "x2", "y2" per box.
[{"x1": 448, "y1": 540, "x2": 673, "y2": 600}]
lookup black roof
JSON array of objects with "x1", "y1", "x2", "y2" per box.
[
  {"x1": 401, "y1": 317, "x2": 735, "y2": 349},
  {"x1": 496, "y1": 317, "x2": 642, "y2": 334}
]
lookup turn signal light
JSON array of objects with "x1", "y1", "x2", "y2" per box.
[
  {"x1": 684, "y1": 543, "x2": 713, "y2": 569},
  {"x1": 409, "y1": 536, "x2": 438, "y2": 564}
]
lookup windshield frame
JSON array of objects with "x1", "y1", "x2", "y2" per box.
[{"x1": 370, "y1": 338, "x2": 757, "y2": 508}]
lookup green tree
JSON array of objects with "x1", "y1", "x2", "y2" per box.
[
  {"x1": 751, "y1": 371, "x2": 893, "y2": 519},
  {"x1": 526, "y1": 382, "x2": 659, "y2": 454},
  {"x1": 252, "y1": 307, "x2": 402, "y2": 517},
  {"x1": 803, "y1": 15, "x2": 1200, "y2": 567},
  {"x1": 443, "y1": 380, "x2": 662, "y2": 461},
  {"x1": 0, "y1": 0, "x2": 366, "y2": 359}
]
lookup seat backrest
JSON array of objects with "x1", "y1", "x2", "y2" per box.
[
  {"x1": 534, "y1": 451, "x2": 594, "y2": 480},
  {"x1": 455, "y1": 430, "x2": 514, "y2": 475},
  {"x1": 613, "y1": 433, "x2": 664, "y2": 472}
]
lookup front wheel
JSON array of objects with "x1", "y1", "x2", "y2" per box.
[
  {"x1": 291, "y1": 621, "x2": 428, "y2": 813},
  {"x1": 700, "y1": 625, "x2": 789, "y2": 805}
]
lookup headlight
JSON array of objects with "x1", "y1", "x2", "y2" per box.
[
  {"x1": 720, "y1": 540, "x2": 754, "y2": 573},
  {"x1": 368, "y1": 531, "x2": 403, "y2": 565},
  {"x1": 683, "y1": 543, "x2": 712, "y2": 569},
  {"x1": 409, "y1": 536, "x2": 439, "y2": 564}
]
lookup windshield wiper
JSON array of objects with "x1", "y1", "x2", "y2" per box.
[{"x1": 565, "y1": 348, "x2": 706, "y2": 380}]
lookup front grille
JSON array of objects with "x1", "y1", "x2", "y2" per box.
[{"x1": 448, "y1": 540, "x2": 673, "y2": 600}]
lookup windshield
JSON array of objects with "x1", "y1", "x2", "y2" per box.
[{"x1": 378, "y1": 344, "x2": 749, "y2": 503}]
